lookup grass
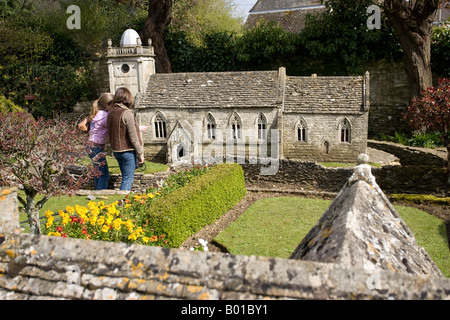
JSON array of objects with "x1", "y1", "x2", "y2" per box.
[
  {"x1": 213, "y1": 196, "x2": 450, "y2": 277},
  {"x1": 214, "y1": 197, "x2": 332, "y2": 259},
  {"x1": 82, "y1": 156, "x2": 168, "y2": 175}
]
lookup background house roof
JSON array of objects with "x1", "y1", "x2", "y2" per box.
[
  {"x1": 249, "y1": 0, "x2": 323, "y2": 12},
  {"x1": 245, "y1": 0, "x2": 325, "y2": 33}
]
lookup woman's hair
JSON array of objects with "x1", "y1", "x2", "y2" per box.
[
  {"x1": 113, "y1": 87, "x2": 133, "y2": 108},
  {"x1": 89, "y1": 93, "x2": 114, "y2": 120}
]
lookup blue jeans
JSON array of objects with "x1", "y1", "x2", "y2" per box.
[
  {"x1": 87, "y1": 144, "x2": 110, "y2": 190},
  {"x1": 113, "y1": 151, "x2": 136, "y2": 191}
]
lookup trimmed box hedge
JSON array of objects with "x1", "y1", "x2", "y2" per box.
[{"x1": 145, "y1": 163, "x2": 246, "y2": 248}]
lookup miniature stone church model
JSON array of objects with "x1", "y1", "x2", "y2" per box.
[{"x1": 107, "y1": 29, "x2": 370, "y2": 166}]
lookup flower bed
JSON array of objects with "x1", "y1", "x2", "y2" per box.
[{"x1": 42, "y1": 164, "x2": 245, "y2": 248}]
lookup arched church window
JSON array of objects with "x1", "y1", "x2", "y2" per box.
[
  {"x1": 257, "y1": 113, "x2": 267, "y2": 140},
  {"x1": 297, "y1": 119, "x2": 307, "y2": 142},
  {"x1": 231, "y1": 114, "x2": 242, "y2": 140},
  {"x1": 340, "y1": 119, "x2": 351, "y2": 143},
  {"x1": 206, "y1": 114, "x2": 216, "y2": 140},
  {"x1": 154, "y1": 113, "x2": 167, "y2": 139}
]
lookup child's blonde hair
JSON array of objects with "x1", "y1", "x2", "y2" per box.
[{"x1": 89, "y1": 93, "x2": 114, "y2": 120}]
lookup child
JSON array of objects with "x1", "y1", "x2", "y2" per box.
[{"x1": 86, "y1": 93, "x2": 114, "y2": 190}]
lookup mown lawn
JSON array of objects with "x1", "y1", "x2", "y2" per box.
[
  {"x1": 82, "y1": 156, "x2": 168, "y2": 175},
  {"x1": 214, "y1": 196, "x2": 450, "y2": 277}
]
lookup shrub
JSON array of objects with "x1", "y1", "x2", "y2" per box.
[
  {"x1": 144, "y1": 163, "x2": 246, "y2": 248},
  {"x1": 390, "y1": 194, "x2": 450, "y2": 206},
  {"x1": 0, "y1": 96, "x2": 23, "y2": 113},
  {"x1": 0, "y1": 111, "x2": 94, "y2": 234}
]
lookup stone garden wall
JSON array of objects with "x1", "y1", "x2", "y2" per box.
[
  {"x1": 0, "y1": 160, "x2": 450, "y2": 300},
  {"x1": 242, "y1": 159, "x2": 448, "y2": 196}
]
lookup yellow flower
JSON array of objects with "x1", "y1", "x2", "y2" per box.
[
  {"x1": 46, "y1": 216, "x2": 54, "y2": 228},
  {"x1": 107, "y1": 204, "x2": 119, "y2": 216},
  {"x1": 97, "y1": 216, "x2": 105, "y2": 225},
  {"x1": 135, "y1": 227, "x2": 144, "y2": 236},
  {"x1": 147, "y1": 193, "x2": 155, "y2": 199},
  {"x1": 89, "y1": 216, "x2": 97, "y2": 225},
  {"x1": 101, "y1": 225, "x2": 109, "y2": 233},
  {"x1": 142, "y1": 237, "x2": 150, "y2": 243},
  {"x1": 128, "y1": 233, "x2": 137, "y2": 241},
  {"x1": 90, "y1": 207, "x2": 100, "y2": 217},
  {"x1": 87, "y1": 201, "x2": 97, "y2": 211},
  {"x1": 65, "y1": 206, "x2": 75, "y2": 214},
  {"x1": 112, "y1": 218, "x2": 122, "y2": 231},
  {"x1": 125, "y1": 219, "x2": 134, "y2": 232},
  {"x1": 48, "y1": 232, "x2": 61, "y2": 237},
  {"x1": 75, "y1": 205, "x2": 88, "y2": 216},
  {"x1": 45, "y1": 210, "x2": 54, "y2": 218},
  {"x1": 124, "y1": 204, "x2": 131, "y2": 209}
]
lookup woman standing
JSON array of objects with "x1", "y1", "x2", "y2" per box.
[
  {"x1": 86, "y1": 92, "x2": 114, "y2": 190},
  {"x1": 107, "y1": 87, "x2": 144, "y2": 191}
]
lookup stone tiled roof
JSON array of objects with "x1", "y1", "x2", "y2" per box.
[
  {"x1": 138, "y1": 71, "x2": 281, "y2": 109},
  {"x1": 283, "y1": 75, "x2": 365, "y2": 114},
  {"x1": 138, "y1": 69, "x2": 367, "y2": 114}
]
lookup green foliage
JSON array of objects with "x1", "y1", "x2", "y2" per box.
[
  {"x1": 390, "y1": 194, "x2": 450, "y2": 206},
  {"x1": 170, "y1": 0, "x2": 243, "y2": 47},
  {"x1": 0, "y1": 95, "x2": 23, "y2": 113},
  {"x1": 0, "y1": 0, "x2": 34, "y2": 17},
  {"x1": 380, "y1": 131, "x2": 446, "y2": 148},
  {"x1": 299, "y1": 0, "x2": 401, "y2": 74},
  {"x1": 144, "y1": 164, "x2": 246, "y2": 248},
  {"x1": 0, "y1": 63, "x2": 96, "y2": 118},
  {"x1": 431, "y1": 24, "x2": 450, "y2": 78},
  {"x1": 165, "y1": 30, "x2": 237, "y2": 72},
  {"x1": 0, "y1": 24, "x2": 54, "y2": 66},
  {"x1": 235, "y1": 20, "x2": 300, "y2": 71}
]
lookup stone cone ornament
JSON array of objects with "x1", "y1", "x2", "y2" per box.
[{"x1": 290, "y1": 153, "x2": 444, "y2": 278}]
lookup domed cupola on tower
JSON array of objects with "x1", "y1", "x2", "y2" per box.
[{"x1": 106, "y1": 29, "x2": 156, "y2": 101}]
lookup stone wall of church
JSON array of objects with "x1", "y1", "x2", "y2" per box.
[
  {"x1": 137, "y1": 107, "x2": 280, "y2": 163},
  {"x1": 282, "y1": 112, "x2": 369, "y2": 162}
]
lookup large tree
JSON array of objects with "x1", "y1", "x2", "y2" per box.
[
  {"x1": 383, "y1": 0, "x2": 441, "y2": 102},
  {"x1": 140, "y1": 0, "x2": 173, "y2": 73}
]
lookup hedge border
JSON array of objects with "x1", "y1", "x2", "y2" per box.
[{"x1": 145, "y1": 163, "x2": 246, "y2": 247}]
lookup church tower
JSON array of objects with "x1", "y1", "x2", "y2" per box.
[{"x1": 106, "y1": 29, "x2": 156, "y2": 101}]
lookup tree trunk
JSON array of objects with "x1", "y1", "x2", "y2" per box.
[
  {"x1": 383, "y1": 0, "x2": 440, "y2": 102},
  {"x1": 140, "y1": 0, "x2": 173, "y2": 73},
  {"x1": 25, "y1": 191, "x2": 41, "y2": 235}
]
